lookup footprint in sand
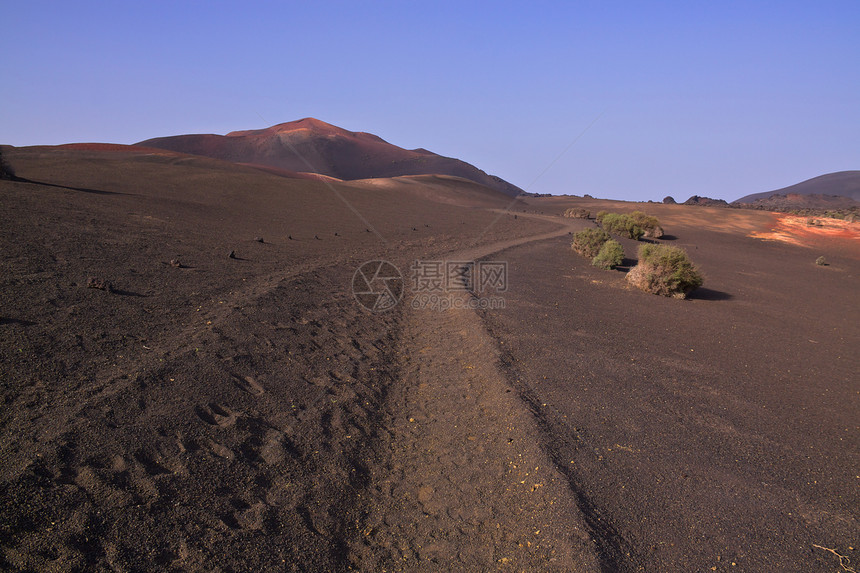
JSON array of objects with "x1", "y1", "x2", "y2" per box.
[
  {"x1": 235, "y1": 501, "x2": 268, "y2": 531},
  {"x1": 232, "y1": 374, "x2": 265, "y2": 396},
  {"x1": 195, "y1": 403, "x2": 239, "y2": 428},
  {"x1": 258, "y1": 429, "x2": 292, "y2": 465},
  {"x1": 205, "y1": 439, "x2": 235, "y2": 460},
  {"x1": 133, "y1": 449, "x2": 171, "y2": 476}
]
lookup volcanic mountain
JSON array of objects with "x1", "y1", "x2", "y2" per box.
[
  {"x1": 136, "y1": 118, "x2": 525, "y2": 196},
  {"x1": 733, "y1": 170, "x2": 860, "y2": 209}
]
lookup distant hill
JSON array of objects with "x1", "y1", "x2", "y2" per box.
[
  {"x1": 733, "y1": 171, "x2": 860, "y2": 208},
  {"x1": 136, "y1": 118, "x2": 524, "y2": 196},
  {"x1": 737, "y1": 193, "x2": 860, "y2": 212}
]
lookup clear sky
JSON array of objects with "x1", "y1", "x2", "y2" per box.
[{"x1": 2, "y1": 1, "x2": 858, "y2": 202}]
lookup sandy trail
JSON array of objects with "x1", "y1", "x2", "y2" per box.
[{"x1": 349, "y1": 216, "x2": 603, "y2": 570}]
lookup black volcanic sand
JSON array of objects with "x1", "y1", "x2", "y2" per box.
[
  {"x1": 479, "y1": 213, "x2": 859, "y2": 570},
  {"x1": 0, "y1": 146, "x2": 562, "y2": 572},
  {"x1": 2, "y1": 146, "x2": 858, "y2": 571}
]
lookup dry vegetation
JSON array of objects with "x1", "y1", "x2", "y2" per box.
[
  {"x1": 629, "y1": 211, "x2": 664, "y2": 238},
  {"x1": 563, "y1": 207, "x2": 590, "y2": 219},
  {"x1": 592, "y1": 239, "x2": 624, "y2": 270},
  {"x1": 571, "y1": 229, "x2": 624, "y2": 270},
  {"x1": 571, "y1": 228, "x2": 611, "y2": 259},
  {"x1": 626, "y1": 243, "x2": 703, "y2": 298},
  {"x1": 594, "y1": 210, "x2": 663, "y2": 240}
]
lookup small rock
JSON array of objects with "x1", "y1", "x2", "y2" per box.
[
  {"x1": 228, "y1": 250, "x2": 236, "y2": 259},
  {"x1": 86, "y1": 277, "x2": 111, "y2": 291},
  {"x1": 169, "y1": 259, "x2": 182, "y2": 268},
  {"x1": 254, "y1": 237, "x2": 264, "y2": 243}
]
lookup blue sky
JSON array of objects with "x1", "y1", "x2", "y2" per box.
[{"x1": 2, "y1": 1, "x2": 858, "y2": 201}]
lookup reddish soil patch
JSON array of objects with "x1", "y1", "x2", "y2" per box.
[{"x1": 749, "y1": 214, "x2": 860, "y2": 248}]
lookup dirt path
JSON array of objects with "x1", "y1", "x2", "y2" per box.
[{"x1": 348, "y1": 217, "x2": 603, "y2": 571}]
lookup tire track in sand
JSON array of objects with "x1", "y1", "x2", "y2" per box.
[{"x1": 351, "y1": 217, "x2": 602, "y2": 571}]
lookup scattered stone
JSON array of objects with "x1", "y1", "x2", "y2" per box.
[
  {"x1": 288, "y1": 235, "x2": 293, "y2": 240},
  {"x1": 254, "y1": 237, "x2": 264, "y2": 243},
  {"x1": 228, "y1": 250, "x2": 236, "y2": 259},
  {"x1": 86, "y1": 277, "x2": 112, "y2": 291},
  {"x1": 314, "y1": 235, "x2": 320, "y2": 240},
  {"x1": 169, "y1": 259, "x2": 182, "y2": 268},
  {"x1": 683, "y1": 195, "x2": 730, "y2": 207}
]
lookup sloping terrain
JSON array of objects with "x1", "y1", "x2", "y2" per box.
[
  {"x1": 0, "y1": 145, "x2": 575, "y2": 571},
  {"x1": 734, "y1": 171, "x2": 860, "y2": 207},
  {"x1": 1, "y1": 146, "x2": 857, "y2": 571},
  {"x1": 478, "y1": 198, "x2": 859, "y2": 571},
  {"x1": 136, "y1": 118, "x2": 525, "y2": 196}
]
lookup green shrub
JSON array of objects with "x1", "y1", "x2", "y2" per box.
[
  {"x1": 571, "y1": 228, "x2": 611, "y2": 258},
  {"x1": 592, "y1": 239, "x2": 624, "y2": 270},
  {"x1": 563, "y1": 207, "x2": 590, "y2": 219},
  {"x1": 627, "y1": 244, "x2": 703, "y2": 298},
  {"x1": 629, "y1": 211, "x2": 664, "y2": 238},
  {"x1": 595, "y1": 210, "x2": 609, "y2": 224},
  {"x1": 601, "y1": 213, "x2": 645, "y2": 240}
]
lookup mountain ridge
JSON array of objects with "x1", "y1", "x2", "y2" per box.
[
  {"x1": 136, "y1": 118, "x2": 524, "y2": 196},
  {"x1": 733, "y1": 171, "x2": 860, "y2": 205}
]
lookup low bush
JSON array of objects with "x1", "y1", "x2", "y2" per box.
[
  {"x1": 595, "y1": 210, "x2": 609, "y2": 223},
  {"x1": 601, "y1": 213, "x2": 644, "y2": 240},
  {"x1": 629, "y1": 211, "x2": 664, "y2": 238},
  {"x1": 563, "y1": 207, "x2": 590, "y2": 219},
  {"x1": 571, "y1": 228, "x2": 611, "y2": 258},
  {"x1": 592, "y1": 239, "x2": 624, "y2": 270},
  {"x1": 626, "y1": 244, "x2": 703, "y2": 298}
]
